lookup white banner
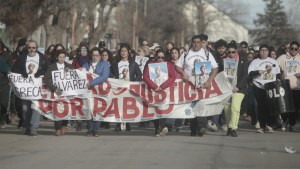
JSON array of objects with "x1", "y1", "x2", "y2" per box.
[
  {"x1": 29, "y1": 71, "x2": 233, "y2": 122},
  {"x1": 51, "y1": 69, "x2": 88, "y2": 96},
  {"x1": 8, "y1": 73, "x2": 43, "y2": 100}
]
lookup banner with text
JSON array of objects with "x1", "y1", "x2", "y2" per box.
[
  {"x1": 29, "y1": 71, "x2": 233, "y2": 122},
  {"x1": 8, "y1": 73, "x2": 43, "y2": 100}
]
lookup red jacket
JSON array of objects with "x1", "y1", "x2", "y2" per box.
[{"x1": 143, "y1": 60, "x2": 176, "y2": 90}]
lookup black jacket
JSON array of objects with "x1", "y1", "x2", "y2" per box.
[
  {"x1": 12, "y1": 51, "x2": 47, "y2": 77},
  {"x1": 236, "y1": 57, "x2": 249, "y2": 94},
  {"x1": 45, "y1": 62, "x2": 73, "y2": 92},
  {"x1": 110, "y1": 60, "x2": 142, "y2": 81}
]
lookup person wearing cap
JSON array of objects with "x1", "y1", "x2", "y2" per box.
[
  {"x1": 276, "y1": 41, "x2": 300, "y2": 132},
  {"x1": 98, "y1": 41, "x2": 106, "y2": 50},
  {"x1": 148, "y1": 43, "x2": 161, "y2": 61},
  {"x1": 175, "y1": 34, "x2": 219, "y2": 137},
  {"x1": 248, "y1": 44, "x2": 280, "y2": 133}
]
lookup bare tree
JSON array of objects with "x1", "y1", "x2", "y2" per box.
[{"x1": 0, "y1": 0, "x2": 56, "y2": 42}]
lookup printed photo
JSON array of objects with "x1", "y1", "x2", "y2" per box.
[
  {"x1": 286, "y1": 60, "x2": 298, "y2": 76},
  {"x1": 194, "y1": 61, "x2": 211, "y2": 88},
  {"x1": 148, "y1": 62, "x2": 168, "y2": 86},
  {"x1": 223, "y1": 58, "x2": 236, "y2": 78}
]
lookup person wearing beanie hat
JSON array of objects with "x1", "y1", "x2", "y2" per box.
[{"x1": 98, "y1": 41, "x2": 106, "y2": 49}]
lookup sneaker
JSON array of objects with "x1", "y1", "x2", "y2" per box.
[
  {"x1": 207, "y1": 122, "x2": 218, "y2": 132},
  {"x1": 86, "y1": 131, "x2": 92, "y2": 137},
  {"x1": 226, "y1": 128, "x2": 232, "y2": 136},
  {"x1": 231, "y1": 129, "x2": 238, "y2": 137},
  {"x1": 55, "y1": 130, "x2": 62, "y2": 136},
  {"x1": 197, "y1": 128, "x2": 206, "y2": 137},
  {"x1": 221, "y1": 125, "x2": 228, "y2": 132},
  {"x1": 159, "y1": 127, "x2": 168, "y2": 136},
  {"x1": 289, "y1": 126, "x2": 296, "y2": 132},
  {"x1": 0, "y1": 123, "x2": 6, "y2": 129},
  {"x1": 256, "y1": 128, "x2": 264, "y2": 133},
  {"x1": 255, "y1": 122, "x2": 260, "y2": 129},
  {"x1": 154, "y1": 129, "x2": 160, "y2": 137},
  {"x1": 24, "y1": 128, "x2": 31, "y2": 135},
  {"x1": 30, "y1": 129, "x2": 38, "y2": 136},
  {"x1": 175, "y1": 127, "x2": 181, "y2": 132},
  {"x1": 93, "y1": 131, "x2": 99, "y2": 137},
  {"x1": 264, "y1": 126, "x2": 274, "y2": 133}
]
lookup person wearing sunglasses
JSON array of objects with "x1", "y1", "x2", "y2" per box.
[
  {"x1": 143, "y1": 49, "x2": 176, "y2": 136},
  {"x1": 12, "y1": 39, "x2": 47, "y2": 136},
  {"x1": 220, "y1": 42, "x2": 248, "y2": 137},
  {"x1": 276, "y1": 41, "x2": 300, "y2": 132}
]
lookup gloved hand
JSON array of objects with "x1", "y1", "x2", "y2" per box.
[
  {"x1": 55, "y1": 88, "x2": 63, "y2": 96},
  {"x1": 22, "y1": 73, "x2": 28, "y2": 79}
]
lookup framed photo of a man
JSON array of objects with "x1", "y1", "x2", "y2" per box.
[
  {"x1": 148, "y1": 62, "x2": 168, "y2": 86},
  {"x1": 223, "y1": 58, "x2": 236, "y2": 78},
  {"x1": 194, "y1": 61, "x2": 211, "y2": 88},
  {"x1": 286, "y1": 60, "x2": 298, "y2": 76}
]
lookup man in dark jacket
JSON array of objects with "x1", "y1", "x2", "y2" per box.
[
  {"x1": 0, "y1": 41, "x2": 12, "y2": 128},
  {"x1": 12, "y1": 39, "x2": 47, "y2": 136}
]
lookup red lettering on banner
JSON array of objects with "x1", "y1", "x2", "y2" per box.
[
  {"x1": 70, "y1": 98, "x2": 85, "y2": 117},
  {"x1": 140, "y1": 84, "x2": 153, "y2": 104},
  {"x1": 103, "y1": 98, "x2": 120, "y2": 118},
  {"x1": 155, "y1": 104, "x2": 174, "y2": 115},
  {"x1": 205, "y1": 80, "x2": 222, "y2": 98},
  {"x1": 142, "y1": 101, "x2": 154, "y2": 118},
  {"x1": 113, "y1": 87, "x2": 127, "y2": 95},
  {"x1": 178, "y1": 81, "x2": 184, "y2": 102},
  {"x1": 98, "y1": 81, "x2": 111, "y2": 95},
  {"x1": 86, "y1": 74, "x2": 98, "y2": 94},
  {"x1": 123, "y1": 97, "x2": 139, "y2": 119},
  {"x1": 169, "y1": 82, "x2": 177, "y2": 102},
  {"x1": 196, "y1": 87, "x2": 204, "y2": 100},
  {"x1": 154, "y1": 90, "x2": 167, "y2": 103},
  {"x1": 129, "y1": 84, "x2": 140, "y2": 96},
  {"x1": 93, "y1": 97, "x2": 107, "y2": 117},
  {"x1": 53, "y1": 100, "x2": 69, "y2": 118},
  {"x1": 41, "y1": 84, "x2": 49, "y2": 99},
  {"x1": 184, "y1": 82, "x2": 197, "y2": 101},
  {"x1": 38, "y1": 100, "x2": 53, "y2": 113}
]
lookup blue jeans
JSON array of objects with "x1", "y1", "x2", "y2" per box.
[
  {"x1": 87, "y1": 119, "x2": 100, "y2": 132},
  {"x1": 22, "y1": 100, "x2": 40, "y2": 129}
]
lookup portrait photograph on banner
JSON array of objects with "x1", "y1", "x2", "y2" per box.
[
  {"x1": 286, "y1": 60, "x2": 298, "y2": 76},
  {"x1": 148, "y1": 62, "x2": 168, "y2": 86},
  {"x1": 194, "y1": 61, "x2": 211, "y2": 88},
  {"x1": 223, "y1": 58, "x2": 236, "y2": 78}
]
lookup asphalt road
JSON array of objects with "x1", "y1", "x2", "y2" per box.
[{"x1": 0, "y1": 120, "x2": 299, "y2": 169}]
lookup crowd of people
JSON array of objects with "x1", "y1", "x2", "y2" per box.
[{"x1": 0, "y1": 34, "x2": 299, "y2": 138}]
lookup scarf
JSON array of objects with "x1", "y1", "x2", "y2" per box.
[{"x1": 78, "y1": 55, "x2": 90, "y2": 66}]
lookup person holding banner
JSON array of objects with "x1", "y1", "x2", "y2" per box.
[
  {"x1": 12, "y1": 40, "x2": 47, "y2": 136},
  {"x1": 110, "y1": 43, "x2": 142, "y2": 131},
  {"x1": 71, "y1": 43, "x2": 91, "y2": 131},
  {"x1": 45, "y1": 49, "x2": 73, "y2": 136},
  {"x1": 248, "y1": 44, "x2": 281, "y2": 133},
  {"x1": 143, "y1": 49, "x2": 176, "y2": 136},
  {"x1": 175, "y1": 34, "x2": 219, "y2": 137},
  {"x1": 83, "y1": 47, "x2": 110, "y2": 137}
]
